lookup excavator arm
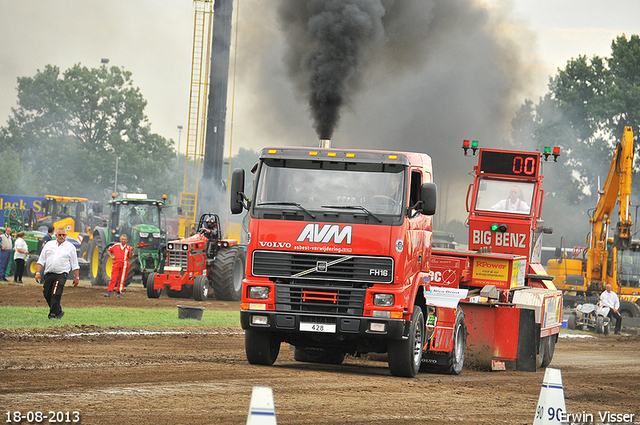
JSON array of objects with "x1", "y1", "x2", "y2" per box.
[{"x1": 586, "y1": 126, "x2": 634, "y2": 285}]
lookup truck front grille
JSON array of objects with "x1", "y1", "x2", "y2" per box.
[
  {"x1": 275, "y1": 284, "x2": 366, "y2": 315},
  {"x1": 252, "y1": 250, "x2": 393, "y2": 284}
]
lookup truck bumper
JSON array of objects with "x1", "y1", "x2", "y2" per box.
[{"x1": 240, "y1": 310, "x2": 407, "y2": 340}]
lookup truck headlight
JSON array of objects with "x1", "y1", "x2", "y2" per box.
[
  {"x1": 153, "y1": 232, "x2": 161, "y2": 238},
  {"x1": 168, "y1": 243, "x2": 174, "y2": 250},
  {"x1": 248, "y1": 286, "x2": 269, "y2": 299},
  {"x1": 139, "y1": 232, "x2": 149, "y2": 238},
  {"x1": 373, "y1": 293, "x2": 394, "y2": 307}
]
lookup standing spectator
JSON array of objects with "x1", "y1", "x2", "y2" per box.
[
  {"x1": 13, "y1": 231, "x2": 29, "y2": 284},
  {"x1": 42, "y1": 226, "x2": 54, "y2": 244},
  {"x1": 0, "y1": 227, "x2": 13, "y2": 281},
  {"x1": 601, "y1": 283, "x2": 622, "y2": 335},
  {"x1": 38, "y1": 226, "x2": 55, "y2": 255},
  {"x1": 104, "y1": 234, "x2": 133, "y2": 298},
  {"x1": 35, "y1": 227, "x2": 80, "y2": 319}
]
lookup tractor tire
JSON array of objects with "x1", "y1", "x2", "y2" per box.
[
  {"x1": 567, "y1": 313, "x2": 577, "y2": 330},
  {"x1": 388, "y1": 306, "x2": 425, "y2": 378},
  {"x1": 193, "y1": 275, "x2": 209, "y2": 301},
  {"x1": 294, "y1": 347, "x2": 345, "y2": 365},
  {"x1": 141, "y1": 272, "x2": 149, "y2": 288},
  {"x1": 146, "y1": 273, "x2": 161, "y2": 298},
  {"x1": 212, "y1": 245, "x2": 245, "y2": 301},
  {"x1": 245, "y1": 328, "x2": 280, "y2": 366},
  {"x1": 619, "y1": 300, "x2": 640, "y2": 318},
  {"x1": 596, "y1": 316, "x2": 605, "y2": 334},
  {"x1": 90, "y1": 238, "x2": 107, "y2": 286},
  {"x1": 25, "y1": 256, "x2": 39, "y2": 278},
  {"x1": 421, "y1": 308, "x2": 466, "y2": 375}
]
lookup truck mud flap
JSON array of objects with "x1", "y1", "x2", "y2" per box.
[{"x1": 462, "y1": 303, "x2": 536, "y2": 372}]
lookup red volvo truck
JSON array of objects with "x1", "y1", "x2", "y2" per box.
[{"x1": 230, "y1": 143, "x2": 562, "y2": 377}]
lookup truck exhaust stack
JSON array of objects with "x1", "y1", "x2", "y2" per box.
[{"x1": 319, "y1": 139, "x2": 331, "y2": 148}]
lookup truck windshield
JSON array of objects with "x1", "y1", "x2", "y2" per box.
[
  {"x1": 474, "y1": 179, "x2": 535, "y2": 215},
  {"x1": 254, "y1": 160, "x2": 406, "y2": 216}
]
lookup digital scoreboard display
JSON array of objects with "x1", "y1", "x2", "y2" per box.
[{"x1": 479, "y1": 150, "x2": 539, "y2": 177}]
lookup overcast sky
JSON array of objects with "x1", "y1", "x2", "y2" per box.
[{"x1": 0, "y1": 0, "x2": 638, "y2": 158}]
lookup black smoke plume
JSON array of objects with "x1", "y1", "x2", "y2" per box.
[{"x1": 279, "y1": 0, "x2": 430, "y2": 140}]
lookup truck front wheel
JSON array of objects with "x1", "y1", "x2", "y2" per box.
[
  {"x1": 388, "y1": 306, "x2": 424, "y2": 378},
  {"x1": 245, "y1": 329, "x2": 280, "y2": 366}
]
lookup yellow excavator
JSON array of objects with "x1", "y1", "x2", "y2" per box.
[{"x1": 547, "y1": 126, "x2": 640, "y2": 318}]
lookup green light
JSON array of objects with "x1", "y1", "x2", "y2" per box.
[
  {"x1": 544, "y1": 146, "x2": 551, "y2": 154},
  {"x1": 472, "y1": 140, "x2": 479, "y2": 148},
  {"x1": 490, "y1": 223, "x2": 499, "y2": 232}
]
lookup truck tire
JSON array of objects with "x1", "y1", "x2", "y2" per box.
[
  {"x1": 245, "y1": 329, "x2": 280, "y2": 366},
  {"x1": 146, "y1": 273, "x2": 161, "y2": 298},
  {"x1": 294, "y1": 347, "x2": 345, "y2": 365},
  {"x1": 212, "y1": 245, "x2": 245, "y2": 301},
  {"x1": 193, "y1": 275, "x2": 209, "y2": 301},
  {"x1": 25, "y1": 256, "x2": 39, "y2": 278},
  {"x1": 619, "y1": 300, "x2": 640, "y2": 318},
  {"x1": 567, "y1": 313, "x2": 577, "y2": 330},
  {"x1": 388, "y1": 306, "x2": 424, "y2": 378},
  {"x1": 421, "y1": 308, "x2": 466, "y2": 375}
]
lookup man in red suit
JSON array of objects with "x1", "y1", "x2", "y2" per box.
[{"x1": 104, "y1": 234, "x2": 133, "y2": 298}]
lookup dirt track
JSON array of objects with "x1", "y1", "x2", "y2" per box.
[{"x1": 1, "y1": 280, "x2": 639, "y2": 425}]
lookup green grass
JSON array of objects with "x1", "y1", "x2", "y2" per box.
[{"x1": 0, "y1": 306, "x2": 240, "y2": 330}]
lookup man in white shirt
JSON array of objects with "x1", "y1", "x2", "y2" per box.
[
  {"x1": 35, "y1": 227, "x2": 80, "y2": 319},
  {"x1": 492, "y1": 185, "x2": 530, "y2": 213},
  {"x1": 601, "y1": 284, "x2": 622, "y2": 335}
]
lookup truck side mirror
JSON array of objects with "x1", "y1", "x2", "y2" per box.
[
  {"x1": 230, "y1": 168, "x2": 246, "y2": 214},
  {"x1": 420, "y1": 183, "x2": 437, "y2": 216},
  {"x1": 177, "y1": 206, "x2": 183, "y2": 215},
  {"x1": 93, "y1": 203, "x2": 103, "y2": 215}
]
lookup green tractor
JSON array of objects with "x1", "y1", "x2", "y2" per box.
[
  {"x1": 89, "y1": 194, "x2": 167, "y2": 287},
  {"x1": 1, "y1": 207, "x2": 46, "y2": 278}
]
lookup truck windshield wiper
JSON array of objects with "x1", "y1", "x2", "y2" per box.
[
  {"x1": 256, "y1": 201, "x2": 316, "y2": 219},
  {"x1": 320, "y1": 205, "x2": 382, "y2": 223}
]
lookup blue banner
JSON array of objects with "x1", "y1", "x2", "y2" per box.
[{"x1": 0, "y1": 194, "x2": 45, "y2": 226}]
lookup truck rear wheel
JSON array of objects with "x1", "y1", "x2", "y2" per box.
[
  {"x1": 294, "y1": 347, "x2": 345, "y2": 365},
  {"x1": 388, "y1": 306, "x2": 424, "y2": 378},
  {"x1": 212, "y1": 245, "x2": 245, "y2": 301},
  {"x1": 193, "y1": 275, "x2": 209, "y2": 301},
  {"x1": 245, "y1": 329, "x2": 280, "y2": 366},
  {"x1": 541, "y1": 334, "x2": 557, "y2": 368},
  {"x1": 421, "y1": 308, "x2": 466, "y2": 375},
  {"x1": 567, "y1": 313, "x2": 577, "y2": 330}
]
